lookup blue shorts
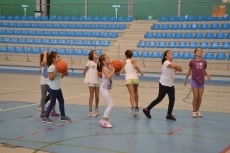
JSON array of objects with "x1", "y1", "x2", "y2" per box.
[{"x1": 191, "y1": 79, "x2": 204, "y2": 88}]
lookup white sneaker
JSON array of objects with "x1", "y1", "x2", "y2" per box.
[
  {"x1": 95, "y1": 109, "x2": 100, "y2": 115},
  {"x1": 88, "y1": 111, "x2": 97, "y2": 117},
  {"x1": 197, "y1": 111, "x2": 202, "y2": 117},
  {"x1": 131, "y1": 107, "x2": 136, "y2": 117},
  {"x1": 192, "y1": 112, "x2": 197, "y2": 118},
  {"x1": 99, "y1": 119, "x2": 112, "y2": 128},
  {"x1": 37, "y1": 106, "x2": 41, "y2": 112}
]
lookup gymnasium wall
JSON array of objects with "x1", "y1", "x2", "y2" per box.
[{"x1": 0, "y1": 0, "x2": 229, "y2": 20}]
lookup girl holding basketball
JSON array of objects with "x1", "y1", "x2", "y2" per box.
[
  {"x1": 143, "y1": 50, "x2": 182, "y2": 121},
  {"x1": 83, "y1": 50, "x2": 100, "y2": 117},
  {"x1": 43, "y1": 51, "x2": 71, "y2": 123},
  {"x1": 120, "y1": 50, "x2": 144, "y2": 117},
  {"x1": 39, "y1": 51, "x2": 59, "y2": 118},
  {"x1": 97, "y1": 54, "x2": 120, "y2": 128},
  {"x1": 184, "y1": 48, "x2": 210, "y2": 118}
]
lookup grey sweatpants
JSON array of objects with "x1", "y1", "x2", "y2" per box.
[{"x1": 40, "y1": 84, "x2": 55, "y2": 112}]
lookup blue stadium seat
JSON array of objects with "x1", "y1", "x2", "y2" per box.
[
  {"x1": 215, "y1": 32, "x2": 225, "y2": 39},
  {"x1": 86, "y1": 16, "x2": 92, "y2": 21},
  {"x1": 174, "y1": 32, "x2": 183, "y2": 39},
  {"x1": 59, "y1": 48, "x2": 67, "y2": 55},
  {"x1": 173, "y1": 52, "x2": 181, "y2": 59},
  {"x1": 209, "y1": 42, "x2": 219, "y2": 49},
  {"x1": 101, "y1": 32, "x2": 110, "y2": 38},
  {"x1": 67, "y1": 48, "x2": 75, "y2": 55},
  {"x1": 110, "y1": 16, "x2": 116, "y2": 22},
  {"x1": 0, "y1": 37, "x2": 3, "y2": 43},
  {"x1": 93, "y1": 32, "x2": 101, "y2": 37},
  {"x1": 93, "y1": 24, "x2": 101, "y2": 29},
  {"x1": 77, "y1": 31, "x2": 84, "y2": 37},
  {"x1": 226, "y1": 15, "x2": 230, "y2": 21},
  {"x1": 203, "y1": 52, "x2": 214, "y2": 59},
  {"x1": 196, "y1": 16, "x2": 204, "y2": 21},
  {"x1": 1, "y1": 46, "x2": 8, "y2": 52},
  {"x1": 97, "y1": 50, "x2": 102, "y2": 56},
  {"x1": 47, "y1": 23, "x2": 54, "y2": 29},
  {"x1": 194, "y1": 32, "x2": 203, "y2": 39},
  {"x1": 64, "y1": 16, "x2": 70, "y2": 21},
  {"x1": 85, "y1": 24, "x2": 92, "y2": 29},
  {"x1": 1, "y1": 29, "x2": 7, "y2": 34},
  {"x1": 145, "y1": 32, "x2": 154, "y2": 38},
  {"x1": 49, "y1": 16, "x2": 56, "y2": 21},
  {"x1": 125, "y1": 16, "x2": 133, "y2": 22},
  {"x1": 70, "y1": 24, "x2": 77, "y2": 29},
  {"x1": 132, "y1": 50, "x2": 139, "y2": 57},
  {"x1": 44, "y1": 39, "x2": 51, "y2": 44},
  {"x1": 17, "y1": 23, "x2": 24, "y2": 28},
  {"x1": 210, "y1": 23, "x2": 219, "y2": 30},
  {"x1": 32, "y1": 23, "x2": 39, "y2": 28},
  {"x1": 177, "y1": 42, "x2": 187, "y2": 48},
  {"x1": 54, "y1": 23, "x2": 62, "y2": 29},
  {"x1": 12, "y1": 38, "x2": 20, "y2": 43},
  {"x1": 117, "y1": 24, "x2": 126, "y2": 30},
  {"x1": 179, "y1": 24, "x2": 188, "y2": 30},
  {"x1": 53, "y1": 31, "x2": 61, "y2": 36},
  {"x1": 26, "y1": 47, "x2": 33, "y2": 53},
  {"x1": 102, "y1": 16, "x2": 108, "y2": 22},
  {"x1": 220, "y1": 23, "x2": 229, "y2": 30},
  {"x1": 28, "y1": 38, "x2": 36, "y2": 44},
  {"x1": 29, "y1": 30, "x2": 36, "y2": 36},
  {"x1": 138, "y1": 41, "x2": 147, "y2": 48},
  {"x1": 61, "y1": 31, "x2": 69, "y2": 36},
  {"x1": 7, "y1": 16, "x2": 13, "y2": 20},
  {"x1": 161, "y1": 24, "x2": 169, "y2": 30},
  {"x1": 0, "y1": 15, "x2": 6, "y2": 20},
  {"x1": 102, "y1": 40, "x2": 110, "y2": 47},
  {"x1": 42, "y1": 16, "x2": 48, "y2": 21},
  {"x1": 15, "y1": 30, "x2": 22, "y2": 35},
  {"x1": 199, "y1": 24, "x2": 209, "y2": 30},
  {"x1": 155, "y1": 32, "x2": 163, "y2": 38},
  {"x1": 225, "y1": 33, "x2": 230, "y2": 39},
  {"x1": 14, "y1": 16, "x2": 20, "y2": 20},
  {"x1": 157, "y1": 41, "x2": 166, "y2": 48},
  {"x1": 20, "y1": 38, "x2": 27, "y2": 44},
  {"x1": 69, "y1": 31, "x2": 77, "y2": 37},
  {"x1": 57, "y1": 16, "x2": 63, "y2": 21},
  {"x1": 79, "y1": 16, "x2": 85, "y2": 21},
  {"x1": 147, "y1": 41, "x2": 156, "y2": 48},
  {"x1": 199, "y1": 42, "x2": 208, "y2": 49},
  {"x1": 168, "y1": 16, "x2": 176, "y2": 22},
  {"x1": 189, "y1": 24, "x2": 198, "y2": 30},
  {"x1": 205, "y1": 16, "x2": 214, "y2": 21},
  {"x1": 140, "y1": 51, "x2": 149, "y2": 58},
  {"x1": 35, "y1": 16, "x2": 41, "y2": 21},
  {"x1": 45, "y1": 31, "x2": 53, "y2": 36},
  {"x1": 177, "y1": 16, "x2": 185, "y2": 21},
  {"x1": 3, "y1": 22, "x2": 10, "y2": 27},
  {"x1": 21, "y1": 16, "x2": 27, "y2": 20},
  {"x1": 85, "y1": 32, "x2": 93, "y2": 37},
  {"x1": 7, "y1": 30, "x2": 15, "y2": 35},
  {"x1": 204, "y1": 33, "x2": 214, "y2": 39},
  {"x1": 170, "y1": 24, "x2": 179, "y2": 30},
  {"x1": 40, "y1": 23, "x2": 47, "y2": 28},
  {"x1": 60, "y1": 39, "x2": 68, "y2": 45},
  {"x1": 111, "y1": 32, "x2": 118, "y2": 38},
  {"x1": 215, "y1": 16, "x2": 224, "y2": 21},
  {"x1": 34, "y1": 48, "x2": 41, "y2": 54},
  {"x1": 17, "y1": 47, "x2": 25, "y2": 53},
  {"x1": 84, "y1": 50, "x2": 91, "y2": 56},
  {"x1": 25, "y1": 23, "x2": 32, "y2": 28},
  {"x1": 184, "y1": 32, "x2": 193, "y2": 39},
  {"x1": 164, "y1": 32, "x2": 173, "y2": 39},
  {"x1": 76, "y1": 40, "x2": 84, "y2": 46},
  {"x1": 75, "y1": 49, "x2": 83, "y2": 55},
  {"x1": 5, "y1": 38, "x2": 12, "y2": 43},
  {"x1": 0, "y1": 22, "x2": 4, "y2": 27},
  {"x1": 10, "y1": 23, "x2": 17, "y2": 28},
  {"x1": 181, "y1": 52, "x2": 192, "y2": 59},
  {"x1": 167, "y1": 42, "x2": 177, "y2": 48},
  {"x1": 78, "y1": 24, "x2": 85, "y2": 29},
  {"x1": 37, "y1": 31, "x2": 45, "y2": 36},
  {"x1": 9, "y1": 46, "x2": 16, "y2": 53},
  {"x1": 85, "y1": 40, "x2": 93, "y2": 46},
  {"x1": 52, "y1": 39, "x2": 59, "y2": 45},
  {"x1": 42, "y1": 48, "x2": 50, "y2": 52},
  {"x1": 159, "y1": 16, "x2": 167, "y2": 22},
  {"x1": 117, "y1": 16, "x2": 125, "y2": 22},
  {"x1": 109, "y1": 24, "x2": 117, "y2": 30},
  {"x1": 152, "y1": 24, "x2": 160, "y2": 30},
  {"x1": 95, "y1": 40, "x2": 102, "y2": 46},
  {"x1": 37, "y1": 38, "x2": 44, "y2": 44},
  {"x1": 51, "y1": 48, "x2": 58, "y2": 52},
  {"x1": 71, "y1": 16, "x2": 78, "y2": 21},
  {"x1": 101, "y1": 24, "x2": 109, "y2": 29},
  {"x1": 150, "y1": 51, "x2": 160, "y2": 58},
  {"x1": 215, "y1": 52, "x2": 226, "y2": 60},
  {"x1": 62, "y1": 24, "x2": 69, "y2": 29},
  {"x1": 220, "y1": 42, "x2": 230, "y2": 49},
  {"x1": 69, "y1": 40, "x2": 76, "y2": 46},
  {"x1": 186, "y1": 16, "x2": 194, "y2": 21},
  {"x1": 94, "y1": 16, "x2": 101, "y2": 22}
]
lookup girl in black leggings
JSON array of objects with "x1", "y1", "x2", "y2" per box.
[{"x1": 143, "y1": 50, "x2": 183, "y2": 121}]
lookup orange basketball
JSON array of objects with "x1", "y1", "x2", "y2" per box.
[
  {"x1": 56, "y1": 60, "x2": 68, "y2": 73},
  {"x1": 111, "y1": 60, "x2": 122, "y2": 72},
  {"x1": 97, "y1": 71, "x2": 102, "y2": 78}
]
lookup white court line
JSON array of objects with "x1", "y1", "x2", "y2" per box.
[{"x1": 0, "y1": 94, "x2": 89, "y2": 112}]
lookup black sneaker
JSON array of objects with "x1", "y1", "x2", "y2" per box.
[
  {"x1": 143, "y1": 109, "x2": 151, "y2": 118},
  {"x1": 61, "y1": 116, "x2": 71, "y2": 122},
  {"x1": 135, "y1": 107, "x2": 139, "y2": 112},
  {"x1": 166, "y1": 115, "x2": 176, "y2": 121},
  {"x1": 42, "y1": 117, "x2": 54, "y2": 123}
]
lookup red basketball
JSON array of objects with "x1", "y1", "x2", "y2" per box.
[
  {"x1": 56, "y1": 60, "x2": 68, "y2": 73},
  {"x1": 111, "y1": 60, "x2": 122, "y2": 72},
  {"x1": 97, "y1": 71, "x2": 102, "y2": 78}
]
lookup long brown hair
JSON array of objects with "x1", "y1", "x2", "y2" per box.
[
  {"x1": 88, "y1": 50, "x2": 96, "y2": 60},
  {"x1": 162, "y1": 50, "x2": 170, "y2": 65},
  {"x1": 97, "y1": 54, "x2": 106, "y2": 72},
  {"x1": 39, "y1": 53, "x2": 44, "y2": 66},
  {"x1": 47, "y1": 51, "x2": 58, "y2": 66}
]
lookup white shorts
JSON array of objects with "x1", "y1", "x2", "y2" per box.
[{"x1": 88, "y1": 83, "x2": 100, "y2": 87}]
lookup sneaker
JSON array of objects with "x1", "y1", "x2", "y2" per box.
[
  {"x1": 197, "y1": 111, "x2": 202, "y2": 117},
  {"x1": 131, "y1": 107, "x2": 136, "y2": 117},
  {"x1": 192, "y1": 112, "x2": 197, "y2": 118},
  {"x1": 135, "y1": 107, "x2": 139, "y2": 112},
  {"x1": 37, "y1": 106, "x2": 41, "y2": 112},
  {"x1": 95, "y1": 109, "x2": 100, "y2": 115},
  {"x1": 166, "y1": 115, "x2": 176, "y2": 121},
  {"x1": 61, "y1": 116, "x2": 71, "y2": 122},
  {"x1": 40, "y1": 111, "x2": 46, "y2": 118},
  {"x1": 99, "y1": 119, "x2": 112, "y2": 128},
  {"x1": 88, "y1": 111, "x2": 97, "y2": 117},
  {"x1": 50, "y1": 111, "x2": 60, "y2": 117},
  {"x1": 143, "y1": 109, "x2": 151, "y2": 118},
  {"x1": 42, "y1": 118, "x2": 53, "y2": 123}
]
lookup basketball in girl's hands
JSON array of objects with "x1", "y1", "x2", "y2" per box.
[
  {"x1": 111, "y1": 60, "x2": 122, "y2": 72},
  {"x1": 56, "y1": 60, "x2": 68, "y2": 73},
  {"x1": 97, "y1": 71, "x2": 102, "y2": 78}
]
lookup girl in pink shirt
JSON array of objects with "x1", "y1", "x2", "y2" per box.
[{"x1": 184, "y1": 48, "x2": 210, "y2": 118}]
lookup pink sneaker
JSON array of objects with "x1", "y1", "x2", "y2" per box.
[{"x1": 99, "y1": 119, "x2": 112, "y2": 128}]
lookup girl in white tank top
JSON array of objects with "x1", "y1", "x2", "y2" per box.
[{"x1": 121, "y1": 50, "x2": 144, "y2": 117}]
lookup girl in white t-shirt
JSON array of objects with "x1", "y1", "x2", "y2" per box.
[
  {"x1": 143, "y1": 50, "x2": 183, "y2": 121},
  {"x1": 121, "y1": 50, "x2": 144, "y2": 117},
  {"x1": 97, "y1": 54, "x2": 120, "y2": 128},
  {"x1": 83, "y1": 50, "x2": 100, "y2": 117}
]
